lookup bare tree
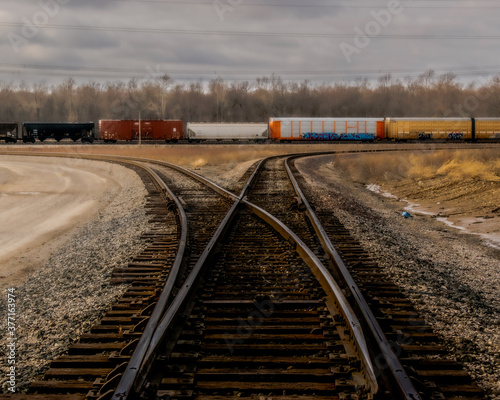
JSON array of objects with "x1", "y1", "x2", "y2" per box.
[{"x1": 2, "y1": 73, "x2": 500, "y2": 127}]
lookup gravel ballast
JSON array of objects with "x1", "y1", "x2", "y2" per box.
[
  {"x1": 0, "y1": 157, "x2": 150, "y2": 393},
  {"x1": 296, "y1": 154, "x2": 500, "y2": 399}
]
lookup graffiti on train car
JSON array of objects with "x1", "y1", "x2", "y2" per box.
[
  {"x1": 301, "y1": 132, "x2": 376, "y2": 141},
  {"x1": 448, "y1": 133, "x2": 464, "y2": 140}
]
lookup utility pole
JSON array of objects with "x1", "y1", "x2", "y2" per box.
[{"x1": 139, "y1": 111, "x2": 141, "y2": 147}]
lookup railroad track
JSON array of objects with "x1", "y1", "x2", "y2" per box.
[
  {"x1": 0, "y1": 160, "x2": 182, "y2": 400},
  {"x1": 286, "y1": 155, "x2": 486, "y2": 400},
  {"x1": 0, "y1": 152, "x2": 486, "y2": 400}
]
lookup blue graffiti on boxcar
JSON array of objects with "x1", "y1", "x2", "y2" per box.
[
  {"x1": 301, "y1": 132, "x2": 376, "y2": 141},
  {"x1": 448, "y1": 132, "x2": 464, "y2": 140},
  {"x1": 418, "y1": 133, "x2": 433, "y2": 140}
]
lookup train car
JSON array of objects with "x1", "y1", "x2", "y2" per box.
[
  {"x1": 385, "y1": 118, "x2": 473, "y2": 141},
  {"x1": 22, "y1": 122, "x2": 95, "y2": 143},
  {"x1": 473, "y1": 118, "x2": 500, "y2": 140},
  {"x1": 268, "y1": 118, "x2": 385, "y2": 141},
  {"x1": 99, "y1": 120, "x2": 183, "y2": 143},
  {"x1": 186, "y1": 123, "x2": 268, "y2": 142},
  {"x1": 0, "y1": 122, "x2": 19, "y2": 143}
]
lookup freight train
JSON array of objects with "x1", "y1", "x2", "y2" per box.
[
  {"x1": 0, "y1": 122, "x2": 18, "y2": 143},
  {"x1": 268, "y1": 118, "x2": 385, "y2": 141},
  {"x1": 5, "y1": 122, "x2": 96, "y2": 143},
  {"x1": 186, "y1": 123, "x2": 268, "y2": 142},
  {"x1": 99, "y1": 120, "x2": 183, "y2": 143},
  {"x1": 269, "y1": 117, "x2": 500, "y2": 141},
  {"x1": 1, "y1": 117, "x2": 500, "y2": 144}
]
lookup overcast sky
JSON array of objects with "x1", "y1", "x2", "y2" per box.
[{"x1": 1, "y1": 0, "x2": 499, "y2": 87}]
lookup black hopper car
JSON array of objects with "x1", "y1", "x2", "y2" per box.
[
  {"x1": 22, "y1": 122, "x2": 95, "y2": 143},
  {"x1": 0, "y1": 122, "x2": 20, "y2": 143}
]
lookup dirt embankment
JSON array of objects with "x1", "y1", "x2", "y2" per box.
[
  {"x1": 296, "y1": 152, "x2": 500, "y2": 398},
  {"x1": 330, "y1": 149, "x2": 500, "y2": 248}
]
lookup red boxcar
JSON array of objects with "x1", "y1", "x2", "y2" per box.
[{"x1": 99, "y1": 120, "x2": 183, "y2": 142}]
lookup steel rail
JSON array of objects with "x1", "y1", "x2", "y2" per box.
[
  {"x1": 141, "y1": 159, "x2": 239, "y2": 200},
  {"x1": 242, "y1": 199, "x2": 379, "y2": 395},
  {"x1": 109, "y1": 162, "x2": 243, "y2": 400},
  {"x1": 0, "y1": 152, "x2": 242, "y2": 400},
  {"x1": 118, "y1": 200, "x2": 242, "y2": 399},
  {"x1": 0, "y1": 151, "x2": 258, "y2": 400},
  {"x1": 0, "y1": 153, "x2": 192, "y2": 400},
  {"x1": 110, "y1": 155, "x2": 379, "y2": 399},
  {"x1": 0, "y1": 151, "x2": 380, "y2": 398},
  {"x1": 285, "y1": 155, "x2": 422, "y2": 400},
  {"x1": 0, "y1": 150, "x2": 423, "y2": 398},
  {"x1": 109, "y1": 157, "x2": 272, "y2": 398},
  {"x1": 0, "y1": 152, "x2": 193, "y2": 400},
  {"x1": 106, "y1": 163, "x2": 188, "y2": 400}
]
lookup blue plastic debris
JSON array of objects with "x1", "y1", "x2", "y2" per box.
[{"x1": 402, "y1": 211, "x2": 411, "y2": 218}]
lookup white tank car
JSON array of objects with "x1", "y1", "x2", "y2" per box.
[{"x1": 187, "y1": 123, "x2": 268, "y2": 141}]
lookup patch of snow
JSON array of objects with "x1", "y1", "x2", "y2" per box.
[
  {"x1": 403, "y1": 201, "x2": 438, "y2": 216},
  {"x1": 366, "y1": 183, "x2": 398, "y2": 199}
]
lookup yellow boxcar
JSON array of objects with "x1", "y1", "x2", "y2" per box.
[
  {"x1": 474, "y1": 118, "x2": 500, "y2": 140},
  {"x1": 386, "y1": 118, "x2": 473, "y2": 140}
]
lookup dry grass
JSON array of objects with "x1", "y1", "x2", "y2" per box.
[
  {"x1": 1, "y1": 144, "x2": 499, "y2": 183},
  {"x1": 433, "y1": 156, "x2": 500, "y2": 182},
  {"x1": 330, "y1": 149, "x2": 500, "y2": 184},
  {"x1": 1, "y1": 143, "x2": 369, "y2": 168},
  {"x1": 328, "y1": 148, "x2": 500, "y2": 223}
]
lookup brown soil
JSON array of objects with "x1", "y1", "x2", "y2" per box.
[
  {"x1": 329, "y1": 149, "x2": 500, "y2": 248},
  {"x1": 389, "y1": 177, "x2": 500, "y2": 248}
]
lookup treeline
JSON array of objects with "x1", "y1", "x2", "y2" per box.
[{"x1": 1, "y1": 70, "x2": 500, "y2": 124}]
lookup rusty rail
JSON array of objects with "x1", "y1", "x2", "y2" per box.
[{"x1": 285, "y1": 155, "x2": 421, "y2": 400}]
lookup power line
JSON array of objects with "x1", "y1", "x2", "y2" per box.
[
  {"x1": 2, "y1": 0, "x2": 500, "y2": 8},
  {"x1": 66, "y1": 0, "x2": 500, "y2": 9},
  {"x1": 2, "y1": 21, "x2": 500, "y2": 39},
  {"x1": 1, "y1": 63, "x2": 499, "y2": 81},
  {"x1": 2, "y1": 63, "x2": 500, "y2": 75}
]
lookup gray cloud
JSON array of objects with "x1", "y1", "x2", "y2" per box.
[{"x1": 0, "y1": 0, "x2": 499, "y2": 86}]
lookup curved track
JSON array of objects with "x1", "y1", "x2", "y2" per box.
[
  {"x1": 286, "y1": 155, "x2": 486, "y2": 400},
  {"x1": 0, "y1": 151, "x2": 486, "y2": 400}
]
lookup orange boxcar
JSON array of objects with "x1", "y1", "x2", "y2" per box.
[{"x1": 269, "y1": 118, "x2": 385, "y2": 141}]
